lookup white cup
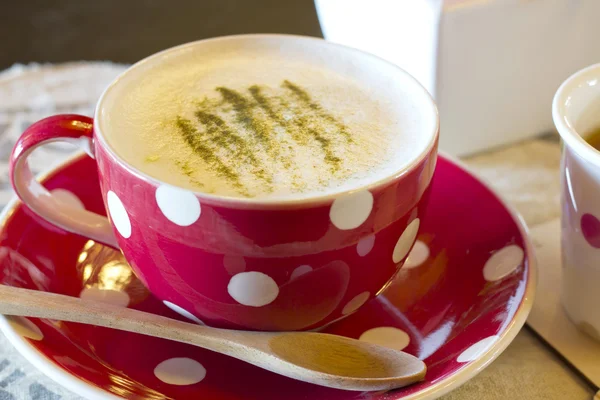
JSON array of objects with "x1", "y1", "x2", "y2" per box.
[{"x1": 553, "y1": 63, "x2": 600, "y2": 341}]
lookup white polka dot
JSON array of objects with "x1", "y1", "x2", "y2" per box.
[
  {"x1": 154, "y1": 358, "x2": 206, "y2": 385},
  {"x1": 80, "y1": 287, "x2": 130, "y2": 307},
  {"x1": 359, "y1": 326, "x2": 410, "y2": 351},
  {"x1": 330, "y1": 191, "x2": 374, "y2": 230},
  {"x1": 51, "y1": 189, "x2": 85, "y2": 210},
  {"x1": 156, "y1": 185, "x2": 201, "y2": 226},
  {"x1": 107, "y1": 191, "x2": 131, "y2": 238},
  {"x1": 342, "y1": 291, "x2": 370, "y2": 315},
  {"x1": 228, "y1": 272, "x2": 279, "y2": 307},
  {"x1": 7, "y1": 316, "x2": 43, "y2": 341},
  {"x1": 457, "y1": 335, "x2": 499, "y2": 362},
  {"x1": 393, "y1": 218, "x2": 420, "y2": 263},
  {"x1": 290, "y1": 265, "x2": 313, "y2": 280},
  {"x1": 163, "y1": 301, "x2": 205, "y2": 325},
  {"x1": 403, "y1": 240, "x2": 429, "y2": 269},
  {"x1": 356, "y1": 235, "x2": 375, "y2": 257},
  {"x1": 223, "y1": 255, "x2": 246, "y2": 275},
  {"x1": 483, "y1": 245, "x2": 524, "y2": 281}
]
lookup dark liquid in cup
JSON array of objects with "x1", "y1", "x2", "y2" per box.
[{"x1": 585, "y1": 127, "x2": 600, "y2": 150}]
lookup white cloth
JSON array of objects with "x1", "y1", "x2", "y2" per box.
[{"x1": 0, "y1": 62, "x2": 126, "y2": 205}]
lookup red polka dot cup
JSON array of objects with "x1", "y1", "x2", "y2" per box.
[
  {"x1": 9, "y1": 35, "x2": 439, "y2": 331},
  {"x1": 554, "y1": 63, "x2": 600, "y2": 340}
]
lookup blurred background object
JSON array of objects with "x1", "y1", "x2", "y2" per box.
[
  {"x1": 316, "y1": 0, "x2": 600, "y2": 156},
  {"x1": 0, "y1": 0, "x2": 322, "y2": 70},
  {"x1": 10, "y1": 0, "x2": 600, "y2": 158}
]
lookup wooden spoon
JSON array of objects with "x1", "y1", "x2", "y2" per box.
[{"x1": 0, "y1": 284, "x2": 425, "y2": 391}]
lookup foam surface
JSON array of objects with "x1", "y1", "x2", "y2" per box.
[{"x1": 98, "y1": 36, "x2": 436, "y2": 199}]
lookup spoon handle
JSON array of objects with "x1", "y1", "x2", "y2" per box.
[
  {"x1": 0, "y1": 284, "x2": 427, "y2": 392},
  {"x1": 0, "y1": 284, "x2": 251, "y2": 353}
]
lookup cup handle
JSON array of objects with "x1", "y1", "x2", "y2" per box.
[{"x1": 9, "y1": 114, "x2": 118, "y2": 248}]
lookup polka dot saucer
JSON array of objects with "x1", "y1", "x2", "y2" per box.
[{"x1": 0, "y1": 153, "x2": 535, "y2": 400}]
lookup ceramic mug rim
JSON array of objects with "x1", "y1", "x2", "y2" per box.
[
  {"x1": 553, "y1": 62, "x2": 600, "y2": 166},
  {"x1": 93, "y1": 33, "x2": 440, "y2": 209}
]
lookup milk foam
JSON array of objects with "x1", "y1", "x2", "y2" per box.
[{"x1": 98, "y1": 36, "x2": 437, "y2": 199}]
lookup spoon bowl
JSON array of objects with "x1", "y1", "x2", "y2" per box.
[{"x1": 266, "y1": 332, "x2": 426, "y2": 388}]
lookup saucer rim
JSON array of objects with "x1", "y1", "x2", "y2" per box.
[
  {"x1": 0, "y1": 151, "x2": 537, "y2": 400},
  {"x1": 0, "y1": 151, "x2": 121, "y2": 400}
]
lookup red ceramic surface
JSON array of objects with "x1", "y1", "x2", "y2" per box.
[
  {"x1": 95, "y1": 127, "x2": 437, "y2": 331},
  {"x1": 11, "y1": 110, "x2": 437, "y2": 332},
  {"x1": 0, "y1": 153, "x2": 534, "y2": 400},
  {"x1": 10, "y1": 36, "x2": 440, "y2": 332}
]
